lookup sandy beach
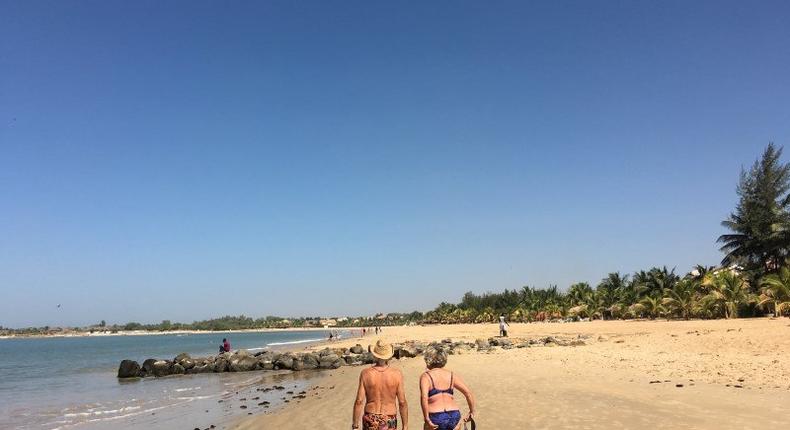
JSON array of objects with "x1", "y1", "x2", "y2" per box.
[{"x1": 232, "y1": 318, "x2": 790, "y2": 430}]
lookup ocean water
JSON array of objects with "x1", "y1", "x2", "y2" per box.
[{"x1": 0, "y1": 330, "x2": 345, "y2": 430}]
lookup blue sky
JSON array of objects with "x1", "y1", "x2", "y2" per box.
[{"x1": 1, "y1": 1, "x2": 789, "y2": 327}]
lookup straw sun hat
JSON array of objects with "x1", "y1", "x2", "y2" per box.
[{"x1": 370, "y1": 339, "x2": 394, "y2": 360}]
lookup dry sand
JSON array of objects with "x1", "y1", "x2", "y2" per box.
[{"x1": 232, "y1": 318, "x2": 790, "y2": 429}]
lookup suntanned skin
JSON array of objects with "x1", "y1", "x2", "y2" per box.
[
  {"x1": 352, "y1": 361, "x2": 409, "y2": 429},
  {"x1": 419, "y1": 368, "x2": 476, "y2": 430}
]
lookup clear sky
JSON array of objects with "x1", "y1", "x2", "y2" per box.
[{"x1": 2, "y1": 1, "x2": 789, "y2": 328}]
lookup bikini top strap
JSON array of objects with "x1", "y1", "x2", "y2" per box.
[{"x1": 425, "y1": 371, "x2": 436, "y2": 389}]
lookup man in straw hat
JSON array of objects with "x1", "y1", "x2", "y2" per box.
[{"x1": 351, "y1": 339, "x2": 409, "y2": 430}]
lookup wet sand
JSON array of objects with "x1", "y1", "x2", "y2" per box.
[{"x1": 232, "y1": 318, "x2": 790, "y2": 430}]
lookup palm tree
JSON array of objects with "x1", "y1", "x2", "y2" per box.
[
  {"x1": 584, "y1": 291, "x2": 605, "y2": 321},
  {"x1": 633, "y1": 296, "x2": 665, "y2": 319},
  {"x1": 567, "y1": 282, "x2": 593, "y2": 307},
  {"x1": 597, "y1": 272, "x2": 629, "y2": 319},
  {"x1": 759, "y1": 267, "x2": 790, "y2": 317},
  {"x1": 717, "y1": 144, "x2": 790, "y2": 273},
  {"x1": 662, "y1": 279, "x2": 697, "y2": 320},
  {"x1": 705, "y1": 271, "x2": 755, "y2": 319}
]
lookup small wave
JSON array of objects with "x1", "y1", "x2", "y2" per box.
[
  {"x1": 63, "y1": 406, "x2": 141, "y2": 418},
  {"x1": 247, "y1": 347, "x2": 269, "y2": 352},
  {"x1": 173, "y1": 386, "x2": 201, "y2": 392},
  {"x1": 175, "y1": 394, "x2": 216, "y2": 401},
  {"x1": 267, "y1": 338, "x2": 324, "y2": 346}
]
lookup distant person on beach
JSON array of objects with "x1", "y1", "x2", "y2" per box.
[
  {"x1": 352, "y1": 340, "x2": 409, "y2": 430},
  {"x1": 499, "y1": 314, "x2": 509, "y2": 337},
  {"x1": 329, "y1": 332, "x2": 334, "y2": 341},
  {"x1": 222, "y1": 338, "x2": 231, "y2": 353},
  {"x1": 419, "y1": 347, "x2": 476, "y2": 430}
]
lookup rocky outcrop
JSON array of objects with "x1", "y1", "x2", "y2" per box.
[{"x1": 117, "y1": 335, "x2": 589, "y2": 379}]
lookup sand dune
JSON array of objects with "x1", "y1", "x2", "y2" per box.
[{"x1": 232, "y1": 318, "x2": 790, "y2": 429}]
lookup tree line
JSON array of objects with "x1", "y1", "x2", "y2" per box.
[{"x1": 424, "y1": 144, "x2": 790, "y2": 323}]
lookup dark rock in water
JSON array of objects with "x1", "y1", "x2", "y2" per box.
[
  {"x1": 172, "y1": 363, "x2": 186, "y2": 375},
  {"x1": 142, "y1": 358, "x2": 158, "y2": 374},
  {"x1": 174, "y1": 352, "x2": 191, "y2": 362},
  {"x1": 174, "y1": 353, "x2": 196, "y2": 370},
  {"x1": 118, "y1": 360, "x2": 141, "y2": 378},
  {"x1": 151, "y1": 360, "x2": 172, "y2": 377},
  {"x1": 188, "y1": 363, "x2": 213, "y2": 374}
]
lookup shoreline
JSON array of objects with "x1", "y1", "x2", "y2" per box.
[{"x1": 0, "y1": 326, "x2": 345, "y2": 340}]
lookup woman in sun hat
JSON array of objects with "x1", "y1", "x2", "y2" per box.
[{"x1": 351, "y1": 340, "x2": 409, "y2": 430}]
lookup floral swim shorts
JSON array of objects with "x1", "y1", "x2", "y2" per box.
[{"x1": 363, "y1": 413, "x2": 397, "y2": 430}]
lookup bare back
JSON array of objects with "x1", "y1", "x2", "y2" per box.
[{"x1": 360, "y1": 366, "x2": 404, "y2": 415}]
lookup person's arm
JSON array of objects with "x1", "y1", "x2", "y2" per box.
[
  {"x1": 418, "y1": 373, "x2": 437, "y2": 429},
  {"x1": 396, "y1": 370, "x2": 409, "y2": 430},
  {"x1": 352, "y1": 372, "x2": 366, "y2": 429},
  {"x1": 452, "y1": 373, "x2": 477, "y2": 422}
]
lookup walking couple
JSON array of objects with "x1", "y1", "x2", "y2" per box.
[{"x1": 352, "y1": 340, "x2": 477, "y2": 430}]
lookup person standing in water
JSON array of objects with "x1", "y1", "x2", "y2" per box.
[
  {"x1": 499, "y1": 314, "x2": 509, "y2": 337},
  {"x1": 352, "y1": 340, "x2": 409, "y2": 430}
]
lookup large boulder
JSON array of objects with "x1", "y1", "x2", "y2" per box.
[
  {"x1": 349, "y1": 344, "x2": 364, "y2": 354},
  {"x1": 174, "y1": 353, "x2": 196, "y2": 370},
  {"x1": 319, "y1": 354, "x2": 344, "y2": 369},
  {"x1": 275, "y1": 355, "x2": 294, "y2": 370},
  {"x1": 291, "y1": 357, "x2": 305, "y2": 371},
  {"x1": 257, "y1": 355, "x2": 276, "y2": 370},
  {"x1": 142, "y1": 358, "x2": 158, "y2": 375},
  {"x1": 174, "y1": 352, "x2": 191, "y2": 362},
  {"x1": 171, "y1": 363, "x2": 186, "y2": 375},
  {"x1": 394, "y1": 344, "x2": 418, "y2": 359},
  {"x1": 151, "y1": 360, "x2": 173, "y2": 377},
  {"x1": 358, "y1": 352, "x2": 376, "y2": 364},
  {"x1": 214, "y1": 357, "x2": 229, "y2": 373},
  {"x1": 188, "y1": 363, "x2": 214, "y2": 374},
  {"x1": 234, "y1": 349, "x2": 253, "y2": 358},
  {"x1": 230, "y1": 355, "x2": 258, "y2": 372},
  {"x1": 118, "y1": 360, "x2": 141, "y2": 378},
  {"x1": 301, "y1": 353, "x2": 320, "y2": 369}
]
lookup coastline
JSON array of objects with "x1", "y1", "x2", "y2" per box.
[
  {"x1": 231, "y1": 318, "x2": 790, "y2": 430},
  {"x1": 0, "y1": 326, "x2": 342, "y2": 340}
]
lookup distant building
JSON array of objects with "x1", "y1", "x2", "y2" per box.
[{"x1": 320, "y1": 318, "x2": 338, "y2": 327}]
